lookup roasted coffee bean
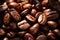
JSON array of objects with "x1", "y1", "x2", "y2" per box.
[
  {"x1": 6, "y1": 32, "x2": 15, "y2": 38},
  {"x1": 36, "y1": 35, "x2": 47, "y2": 40},
  {"x1": 41, "y1": 26, "x2": 49, "y2": 32},
  {"x1": 24, "y1": 33, "x2": 34, "y2": 40},
  {"x1": 6, "y1": 0, "x2": 14, "y2": 3},
  {"x1": 0, "y1": 2, "x2": 8, "y2": 11},
  {"x1": 10, "y1": 22, "x2": 17, "y2": 30},
  {"x1": 3, "y1": 37, "x2": 9, "y2": 40},
  {"x1": 30, "y1": 9, "x2": 37, "y2": 16},
  {"x1": 20, "y1": 9, "x2": 29, "y2": 16},
  {"x1": 17, "y1": 20, "x2": 30, "y2": 30},
  {"x1": 47, "y1": 30, "x2": 56, "y2": 40},
  {"x1": 38, "y1": 13, "x2": 47, "y2": 24},
  {"x1": 23, "y1": 4, "x2": 32, "y2": 9},
  {"x1": 3, "y1": 12, "x2": 10, "y2": 24},
  {"x1": 47, "y1": 21, "x2": 57, "y2": 29},
  {"x1": 8, "y1": 2, "x2": 19, "y2": 8},
  {"x1": 43, "y1": 9, "x2": 51, "y2": 16},
  {"x1": 47, "y1": 13, "x2": 59, "y2": 20},
  {"x1": 18, "y1": 31, "x2": 26, "y2": 37},
  {"x1": 0, "y1": 29, "x2": 5, "y2": 36},
  {"x1": 53, "y1": 29, "x2": 60, "y2": 36},
  {"x1": 42, "y1": 0, "x2": 48, "y2": 5},
  {"x1": 26, "y1": 14, "x2": 36, "y2": 22},
  {"x1": 35, "y1": 12, "x2": 42, "y2": 18},
  {"x1": 29, "y1": 23, "x2": 39, "y2": 35},
  {"x1": 10, "y1": 9, "x2": 21, "y2": 21}
]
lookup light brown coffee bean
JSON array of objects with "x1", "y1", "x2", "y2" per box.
[
  {"x1": 29, "y1": 23, "x2": 39, "y2": 35},
  {"x1": 24, "y1": 33, "x2": 34, "y2": 40},
  {"x1": 26, "y1": 14, "x2": 36, "y2": 22}
]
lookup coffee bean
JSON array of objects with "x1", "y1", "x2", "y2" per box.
[
  {"x1": 3, "y1": 12, "x2": 10, "y2": 24},
  {"x1": 35, "y1": 12, "x2": 42, "y2": 18},
  {"x1": 10, "y1": 9, "x2": 21, "y2": 21},
  {"x1": 0, "y1": 2, "x2": 8, "y2": 12},
  {"x1": 17, "y1": 20, "x2": 30, "y2": 30},
  {"x1": 24, "y1": 33, "x2": 34, "y2": 40},
  {"x1": 29, "y1": 23, "x2": 39, "y2": 35},
  {"x1": 30, "y1": 9, "x2": 37, "y2": 16},
  {"x1": 3, "y1": 37, "x2": 9, "y2": 40},
  {"x1": 42, "y1": 0, "x2": 48, "y2": 5},
  {"x1": 48, "y1": 30, "x2": 56, "y2": 40},
  {"x1": 0, "y1": 29, "x2": 5, "y2": 36},
  {"x1": 26, "y1": 14, "x2": 36, "y2": 22},
  {"x1": 23, "y1": 4, "x2": 32, "y2": 9},
  {"x1": 18, "y1": 31, "x2": 26, "y2": 37},
  {"x1": 6, "y1": 32, "x2": 15, "y2": 38},
  {"x1": 10, "y1": 22, "x2": 17, "y2": 30},
  {"x1": 36, "y1": 35, "x2": 47, "y2": 40},
  {"x1": 47, "y1": 13, "x2": 59, "y2": 20},
  {"x1": 47, "y1": 21, "x2": 57, "y2": 29},
  {"x1": 21, "y1": 9, "x2": 29, "y2": 16},
  {"x1": 6, "y1": 0, "x2": 14, "y2": 3},
  {"x1": 38, "y1": 13, "x2": 47, "y2": 24},
  {"x1": 8, "y1": 2, "x2": 19, "y2": 8},
  {"x1": 53, "y1": 29, "x2": 60, "y2": 36}
]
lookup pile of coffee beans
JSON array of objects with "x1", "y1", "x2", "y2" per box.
[{"x1": 0, "y1": 0, "x2": 60, "y2": 40}]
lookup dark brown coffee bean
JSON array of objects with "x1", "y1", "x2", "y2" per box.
[
  {"x1": 26, "y1": 14, "x2": 36, "y2": 22},
  {"x1": 47, "y1": 13, "x2": 59, "y2": 20},
  {"x1": 23, "y1": 4, "x2": 32, "y2": 9},
  {"x1": 10, "y1": 9, "x2": 21, "y2": 21},
  {"x1": 24, "y1": 33, "x2": 34, "y2": 40},
  {"x1": 3, "y1": 37, "x2": 9, "y2": 40},
  {"x1": 6, "y1": 32, "x2": 15, "y2": 38},
  {"x1": 36, "y1": 35, "x2": 47, "y2": 40},
  {"x1": 18, "y1": 31, "x2": 26, "y2": 37},
  {"x1": 29, "y1": 23, "x2": 39, "y2": 35},
  {"x1": 30, "y1": 9, "x2": 37, "y2": 16},
  {"x1": 17, "y1": 20, "x2": 30, "y2": 30},
  {"x1": 10, "y1": 22, "x2": 17, "y2": 30},
  {"x1": 38, "y1": 13, "x2": 47, "y2": 24},
  {"x1": 3, "y1": 13, "x2": 10, "y2": 24},
  {"x1": 8, "y1": 2, "x2": 19, "y2": 8},
  {"x1": 41, "y1": 26, "x2": 49, "y2": 32},
  {"x1": 48, "y1": 30, "x2": 56, "y2": 40},
  {"x1": 47, "y1": 21, "x2": 57, "y2": 29},
  {"x1": 53, "y1": 29, "x2": 60, "y2": 36},
  {"x1": 0, "y1": 29, "x2": 5, "y2": 36},
  {"x1": 21, "y1": 9, "x2": 29, "y2": 16}
]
